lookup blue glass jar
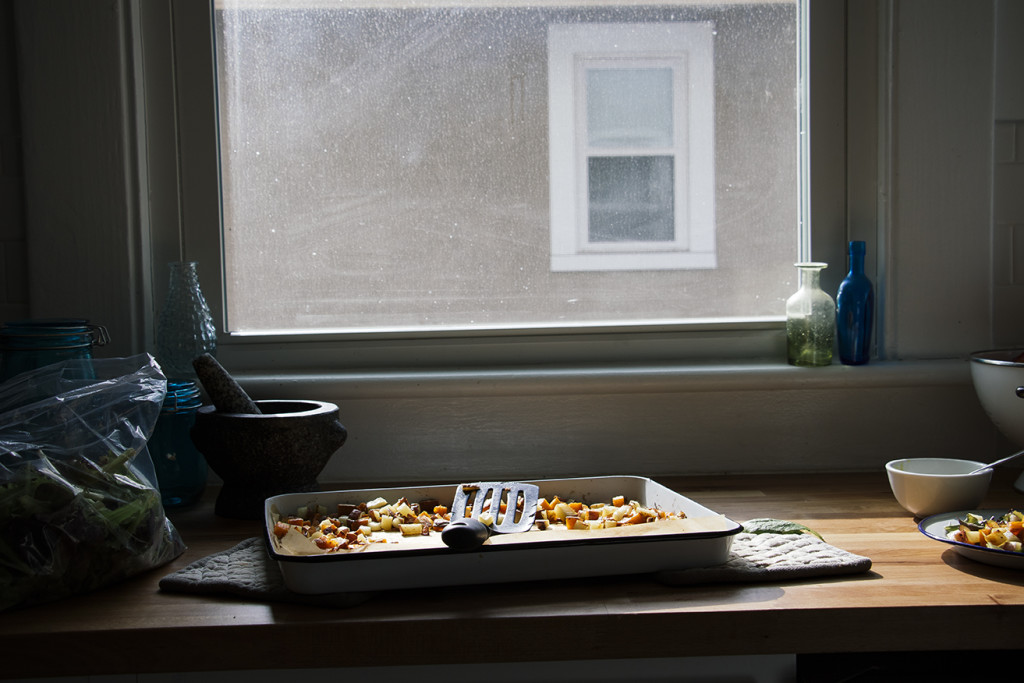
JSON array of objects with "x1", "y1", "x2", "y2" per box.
[
  {"x1": 836, "y1": 241, "x2": 874, "y2": 365},
  {"x1": 150, "y1": 380, "x2": 208, "y2": 507},
  {"x1": 0, "y1": 319, "x2": 109, "y2": 382}
]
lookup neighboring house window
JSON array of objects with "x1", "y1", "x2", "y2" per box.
[{"x1": 548, "y1": 23, "x2": 716, "y2": 272}]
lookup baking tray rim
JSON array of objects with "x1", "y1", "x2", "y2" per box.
[{"x1": 264, "y1": 475, "x2": 743, "y2": 564}]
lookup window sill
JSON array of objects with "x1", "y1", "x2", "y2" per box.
[
  {"x1": 236, "y1": 357, "x2": 972, "y2": 399},
  {"x1": 225, "y1": 358, "x2": 1004, "y2": 485}
]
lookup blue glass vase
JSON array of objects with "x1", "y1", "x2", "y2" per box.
[
  {"x1": 155, "y1": 261, "x2": 217, "y2": 381},
  {"x1": 836, "y1": 241, "x2": 874, "y2": 365}
]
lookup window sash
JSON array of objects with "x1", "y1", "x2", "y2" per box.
[{"x1": 579, "y1": 58, "x2": 687, "y2": 252}]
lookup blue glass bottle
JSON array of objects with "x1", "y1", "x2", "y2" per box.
[{"x1": 836, "y1": 241, "x2": 874, "y2": 365}]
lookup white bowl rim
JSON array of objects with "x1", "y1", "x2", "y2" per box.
[
  {"x1": 970, "y1": 348, "x2": 1024, "y2": 366},
  {"x1": 885, "y1": 458, "x2": 991, "y2": 477}
]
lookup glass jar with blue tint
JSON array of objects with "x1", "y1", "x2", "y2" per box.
[
  {"x1": 150, "y1": 380, "x2": 208, "y2": 507},
  {"x1": 0, "y1": 319, "x2": 109, "y2": 382}
]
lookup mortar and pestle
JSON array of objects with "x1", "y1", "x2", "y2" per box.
[{"x1": 189, "y1": 354, "x2": 347, "y2": 519}]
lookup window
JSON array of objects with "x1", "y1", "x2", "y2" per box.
[
  {"x1": 22, "y1": 2, "x2": 1011, "y2": 482},
  {"x1": 548, "y1": 22, "x2": 715, "y2": 272},
  {"x1": 211, "y1": 1, "x2": 800, "y2": 339}
]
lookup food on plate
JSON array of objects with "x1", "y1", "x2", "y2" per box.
[
  {"x1": 271, "y1": 493, "x2": 688, "y2": 553},
  {"x1": 946, "y1": 510, "x2": 1024, "y2": 553}
]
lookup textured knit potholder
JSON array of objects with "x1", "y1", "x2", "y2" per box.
[
  {"x1": 161, "y1": 532, "x2": 872, "y2": 605},
  {"x1": 158, "y1": 537, "x2": 372, "y2": 608},
  {"x1": 656, "y1": 531, "x2": 873, "y2": 585}
]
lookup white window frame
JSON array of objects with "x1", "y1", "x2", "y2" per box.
[
  {"x1": 548, "y1": 23, "x2": 716, "y2": 272},
  {"x1": 23, "y1": 0, "x2": 840, "y2": 373}
]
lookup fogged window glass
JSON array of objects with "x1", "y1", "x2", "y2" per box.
[{"x1": 214, "y1": 1, "x2": 799, "y2": 333}]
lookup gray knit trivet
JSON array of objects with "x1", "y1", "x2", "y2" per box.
[
  {"x1": 656, "y1": 532, "x2": 872, "y2": 585},
  {"x1": 159, "y1": 537, "x2": 371, "y2": 607},
  {"x1": 161, "y1": 532, "x2": 871, "y2": 602}
]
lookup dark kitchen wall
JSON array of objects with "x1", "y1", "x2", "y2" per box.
[{"x1": 0, "y1": 0, "x2": 28, "y2": 323}]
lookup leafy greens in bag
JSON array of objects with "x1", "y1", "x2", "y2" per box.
[{"x1": 0, "y1": 354, "x2": 185, "y2": 612}]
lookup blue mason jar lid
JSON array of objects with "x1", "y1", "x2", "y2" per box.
[
  {"x1": 163, "y1": 380, "x2": 203, "y2": 413},
  {"x1": 0, "y1": 318, "x2": 109, "y2": 350}
]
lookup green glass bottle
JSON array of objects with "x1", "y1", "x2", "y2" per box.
[{"x1": 786, "y1": 262, "x2": 835, "y2": 367}]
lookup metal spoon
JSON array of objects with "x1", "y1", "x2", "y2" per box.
[{"x1": 968, "y1": 448, "x2": 1024, "y2": 475}]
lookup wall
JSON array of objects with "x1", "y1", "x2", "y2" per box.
[
  {"x1": 993, "y1": 1, "x2": 1024, "y2": 345},
  {"x1": 886, "y1": 1, "x2": 994, "y2": 357},
  {"x1": 0, "y1": 0, "x2": 27, "y2": 324},
  {"x1": 11, "y1": 0, "x2": 147, "y2": 356}
]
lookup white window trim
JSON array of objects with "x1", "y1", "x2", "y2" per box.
[{"x1": 548, "y1": 22, "x2": 716, "y2": 273}]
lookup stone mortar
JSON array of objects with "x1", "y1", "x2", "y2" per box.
[{"x1": 191, "y1": 399, "x2": 347, "y2": 519}]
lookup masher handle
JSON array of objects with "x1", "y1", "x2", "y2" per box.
[{"x1": 441, "y1": 518, "x2": 491, "y2": 550}]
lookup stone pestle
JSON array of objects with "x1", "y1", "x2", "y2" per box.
[{"x1": 192, "y1": 353, "x2": 262, "y2": 414}]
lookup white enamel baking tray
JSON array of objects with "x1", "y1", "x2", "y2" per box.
[{"x1": 264, "y1": 475, "x2": 742, "y2": 594}]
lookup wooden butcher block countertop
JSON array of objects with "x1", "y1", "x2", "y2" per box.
[{"x1": 2, "y1": 471, "x2": 1023, "y2": 679}]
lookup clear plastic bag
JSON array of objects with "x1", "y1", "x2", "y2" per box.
[{"x1": 0, "y1": 354, "x2": 185, "y2": 612}]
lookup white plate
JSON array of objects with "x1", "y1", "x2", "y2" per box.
[{"x1": 918, "y1": 509, "x2": 1024, "y2": 570}]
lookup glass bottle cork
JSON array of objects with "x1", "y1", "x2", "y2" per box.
[{"x1": 786, "y1": 262, "x2": 835, "y2": 367}]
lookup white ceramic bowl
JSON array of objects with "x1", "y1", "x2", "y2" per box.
[
  {"x1": 969, "y1": 349, "x2": 1024, "y2": 447},
  {"x1": 969, "y1": 349, "x2": 1024, "y2": 493},
  {"x1": 885, "y1": 458, "x2": 992, "y2": 518}
]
